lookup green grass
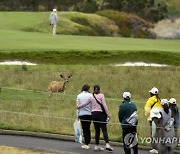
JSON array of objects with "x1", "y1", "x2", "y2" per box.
[
  {"x1": 0, "y1": 11, "x2": 180, "y2": 147},
  {"x1": 0, "y1": 29, "x2": 179, "y2": 52},
  {"x1": 0, "y1": 65, "x2": 180, "y2": 144},
  {"x1": 0, "y1": 30, "x2": 180, "y2": 65},
  {"x1": 0, "y1": 12, "x2": 180, "y2": 65}
]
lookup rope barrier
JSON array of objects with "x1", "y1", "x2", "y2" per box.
[
  {"x1": 1, "y1": 86, "x2": 179, "y2": 102},
  {"x1": 0, "y1": 109, "x2": 180, "y2": 132},
  {"x1": 0, "y1": 86, "x2": 153, "y2": 103},
  {"x1": 1, "y1": 86, "x2": 180, "y2": 132}
]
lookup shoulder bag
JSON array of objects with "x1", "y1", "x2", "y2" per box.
[
  {"x1": 125, "y1": 110, "x2": 138, "y2": 126},
  {"x1": 93, "y1": 93, "x2": 107, "y2": 120}
]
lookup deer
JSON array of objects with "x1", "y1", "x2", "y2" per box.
[{"x1": 48, "y1": 74, "x2": 72, "y2": 97}]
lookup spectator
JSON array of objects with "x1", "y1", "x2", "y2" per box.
[
  {"x1": 76, "y1": 84, "x2": 92, "y2": 149},
  {"x1": 169, "y1": 98, "x2": 179, "y2": 139},
  {"x1": 144, "y1": 87, "x2": 162, "y2": 154},
  {"x1": 49, "y1": 8, "x2": 58, "y2": 35},
  {"x1": 119, "y1": 92, "x2": 138, "y2": 154},
  {"x1": 161, "y1": 99, "x2": 175, "y2": 154},
  {"x1": 77, "y1": 85, "x2": 113, "y2": 152},
  {"x1": 150, "y1": 108, "x2": 163, "y2": 153}
]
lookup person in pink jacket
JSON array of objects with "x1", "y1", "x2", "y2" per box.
[{"x1": 77, "y1": 85, "x2": 113, "y2": 152}]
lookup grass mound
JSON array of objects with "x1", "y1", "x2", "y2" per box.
[
  {"x1": 96, "y1": 10, "x2": 156, "y2": 38},
  {"x1": 0, "y1": 11, "x2": 155, "y2": 38},
  {"x1": 58, "y1": 12, "x2": 119, "y2": 36},
  {"x1": 16, "y1": 12, "x2": 119, "y2": 36}
]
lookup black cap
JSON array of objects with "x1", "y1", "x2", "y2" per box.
[{"x1": 94, "y1": 85, "x2": 100, "y2": 91}]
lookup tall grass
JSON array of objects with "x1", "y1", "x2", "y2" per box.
[
  {"x1": 0, "y1": 65, "x2": 180, "y2": 144},
  {"x1": 0, "y1": 65, "x2": 179, "y2": 99}
]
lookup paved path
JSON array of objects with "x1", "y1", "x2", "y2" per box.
[{"x1": 0, "y1": 134, "x2": 151, "y2": 154}]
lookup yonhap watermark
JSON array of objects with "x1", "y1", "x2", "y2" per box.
[
  {"x1": 139, "y1": 137, "x2": 180, "y2": 145},
  {"x1": 124, "y1": 133, "x2": 180, "y2": 148}
]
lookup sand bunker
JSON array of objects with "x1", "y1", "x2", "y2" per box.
[
  {"x1": 0, "y1": 61, "x2": 168, "y2": 67},
  {"x1": 113, "y1": 62, "x2": 168, "y2": 67},
  {"x1": 0, "y1": 61, "x2": 37, "y2": 65}
]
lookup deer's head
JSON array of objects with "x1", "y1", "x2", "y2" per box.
[{"x1": 60, "y1": 74, "x2": 72, "y2": 84}]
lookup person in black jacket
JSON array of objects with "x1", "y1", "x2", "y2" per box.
[{"x1": 118, "y1": 92, "x2": 138, "y2": 154}]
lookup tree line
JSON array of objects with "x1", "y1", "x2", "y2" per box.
[{"x1": 0, "y1": 0, "x2": 167, "y2": 22}]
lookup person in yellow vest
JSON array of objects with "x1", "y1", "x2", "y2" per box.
[{"x1": 144, "y1": 87, "x2": 162, "y2": 154}]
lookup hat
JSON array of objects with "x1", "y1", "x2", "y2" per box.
[
  {"x1": 150, "y1": 108, "x2": 161, "y2": 119},
  {"x1": 161, "y1": 99, "x2": 168, "y2": 106},
  {"x1": 94, "y1": 85, "x2": 100, "y2": 91},
  {"x1": 169, "y1": 98, "x2": 176, "y2": 104},
  {"x1": 149, "y1": 87, "x2": 158, "y2": 94},
  {"x1": 123, "y1": 92, "x2": 131, "y2": 99},
  {"x1": 53, "y1": 8, "x2": 57, "y2": 12}
]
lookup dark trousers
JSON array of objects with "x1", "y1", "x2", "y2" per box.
[
  {"x1": 79, "y1": 115, "x2": 92, "y2": 145},
  {"x1": 92, "y1": 111, "x2": 109, "y2": 145},
  {"x1": 122, "y1": 127, "x2": 138, "y2": 154},
  {"x1": 150, "y1": 121, "x2": 152, "y2": 137}
]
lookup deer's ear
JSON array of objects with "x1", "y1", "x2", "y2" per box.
[
  {"x1": 60, "y1": 74, "x2": 64, "y2": 78},
  {"x1": 68, "y1": 75, "x2": 72, "y2": 78}
]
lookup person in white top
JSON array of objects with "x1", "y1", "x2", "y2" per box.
[
  {"x1": 76, "y1": 84, "x2": 92, "y2": 149},
  {"x1": 49, "y1": 8, "x2": 58, "y2": 35}
]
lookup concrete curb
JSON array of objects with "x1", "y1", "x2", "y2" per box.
[
  {"x1": 0, "y1": 129, "x2": 150, "y2": 150},
  {"x1": 1, "y1": 129, "x2": 180, "y2": 153}
]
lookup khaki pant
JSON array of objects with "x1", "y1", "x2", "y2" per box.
[{"x1": 51, "y1": 24, "x2": 57, "y2": 35}]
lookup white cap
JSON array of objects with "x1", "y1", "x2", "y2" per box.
[
  {"x1": 53, "y1": 8, "x2": 57, "y2": 12},
  {"x1": 150, "y1": 108, "x2": 161, "y2": 119},
  {"x1": 149, "y1": 87, "x2": 158, "y2": 94},
  {"x1": 123, "y1": 92, "x2": 131, "y2": 99},
  {"x1": 161, "y1": 99, "x2": 168, "y2": 106},
  {"x1": 169, "y1": 98, "x2": 176, "y2": 104}
]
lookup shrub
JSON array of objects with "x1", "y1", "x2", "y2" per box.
[{"x1": 96, "y1": 10, "x2": 156, "y2": 38}]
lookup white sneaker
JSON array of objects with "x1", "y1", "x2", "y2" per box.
[
  {"x1": 149, "y1": 149, "x2": 158, "y2": 154},
  {"x1": 81, "y1": 145, "x2": 90, "y2": 149},
  {"x1": 94, "y1": 146, "x2": 104, "y2": 151},
  {"x1": 106, "y1": 145, "x2": 113, "y2": 152}
]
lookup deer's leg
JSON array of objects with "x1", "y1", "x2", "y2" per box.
[
  {"x1": 62, "y1": 90, "x2": 65, "y2": 100},
  {"x1": 49, "y1": 92, "x2": 52, "y2": 98}
]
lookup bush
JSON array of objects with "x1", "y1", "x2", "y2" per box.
[{"x1": 96, "y1": 10, "x2": 156, "y2": 38}]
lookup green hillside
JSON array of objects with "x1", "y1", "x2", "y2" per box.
[
  {"x1": 0, "y1": 12, "x2": 180, "y2": 65},
  {"x1": 0, "y1": 11, "x2": 119, "y2": 36}
]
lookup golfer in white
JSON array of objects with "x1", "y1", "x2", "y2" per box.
[{"x1": 49, "y1": 8, "x2": 58, "y2": 35}]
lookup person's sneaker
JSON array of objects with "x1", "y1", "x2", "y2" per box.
[
  {"x1": 94, "y1": 146, "x2": 104, "y2": 151},
  {"x1": 81, "y1": 145, "x2": 90, "y2": 149},
  {"x1": 149, "y1": 149, "x2": 158, "y2": 154},
  {"x1": 106, "y1": 145, "x2": 114, "y2": 152}
]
